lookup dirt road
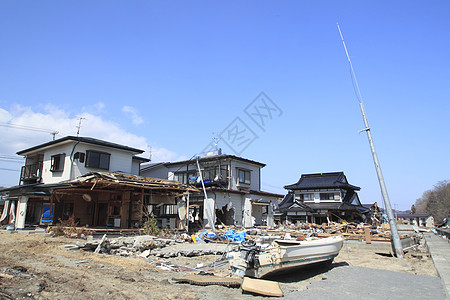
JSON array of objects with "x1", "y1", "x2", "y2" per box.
[{"x1": 0, "y1": 231, "x2": 438, "y2": 299}]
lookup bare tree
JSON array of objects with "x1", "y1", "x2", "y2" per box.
[{"x1": 415, "y1": 180, "x2": 450, "y2": 223}]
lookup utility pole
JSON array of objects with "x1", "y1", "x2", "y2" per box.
[
  {"x1": 196, "y1": 157, "x2": 216, "y2": 233},
  {"x1": 337, "y1": 23, "x2": 404, "y2": 258}
]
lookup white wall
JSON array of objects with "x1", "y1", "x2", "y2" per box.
[
  {"x1": 39, "y1": 141, "x2": 137, "y2": 184},
  {"x1": 131, "y1": 160, "x2": 141, "y2": 175},
  {"x1": 41, "y1": 143, "x2": 75, "y2": 184},
  {"x1": 15, "y1": 196, "x2": 28, "y2": 229},
  {"x1": 214, "y1": 192, "x2": 243, "y2": 225},
  {"x1": 230, "y1": 160, "x2": 261, "y2": 191}
]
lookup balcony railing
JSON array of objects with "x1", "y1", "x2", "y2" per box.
[{"x1": 20, "y1": 162, "x2": 43, "y2": 184}]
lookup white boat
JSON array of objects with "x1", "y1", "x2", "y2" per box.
[{"x1": 229, "y1": 235, "x2": 344, "y2": 278}]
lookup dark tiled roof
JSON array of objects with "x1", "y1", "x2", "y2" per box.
[
  {"x1": 140, "y1": 162, "x2": 167, "y2": 171},
  {"x1": 278, "y1": 193, "x2": 294, "y2": 209},
  {"x1": 132, "y1": 156, "x2": 151, "y2": 162},
  {"x1": 17, "y1": 136, "x2": 144, "y2": 155},
  {"x1": 249, "y1": 190, "x2": 284, "y2": 198},
  {"x1": 284, "y1": 172, "x2": 360, "y2": 191},
  {"x1": 306, "y1": 202, "x2": 369, "y2": 212},
  {"x1": 278, "y1": 193, "x2": 313, "y2": 212},
  {"x1": 397, "y1": 213, "x2": 431, "y2": 218}
]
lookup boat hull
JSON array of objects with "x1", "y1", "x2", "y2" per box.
[{"x1": 231, "y1": 236, "x2": 344, "y2": 278}]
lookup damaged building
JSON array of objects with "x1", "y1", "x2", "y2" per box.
[
  {"x1": 0, "y1": 136, "x2": 197, "y2": 229},
  {"x1": 278, "y1": 172, "x2": 369, "y2": 224},
  {"x1": 141, "y1": 151, "x2": 283, "y2": 229}
]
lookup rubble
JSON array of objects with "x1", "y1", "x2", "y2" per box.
[{"x1": 62, "y1": 221, "x2": 429, "y2": 265}]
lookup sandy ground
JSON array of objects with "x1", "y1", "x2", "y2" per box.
[{"x1": 0, "y1": 231, "x2": 437, "y2": 300}]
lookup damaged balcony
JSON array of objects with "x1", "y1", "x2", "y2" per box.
[
  {"x1": 20, "y1": 161, "x2": 43, "y2": 185},
  {"x1": 175, "y1": 165, "x2": 230, "y2": 189}
]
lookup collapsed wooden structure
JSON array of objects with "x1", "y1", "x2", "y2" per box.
[{"x1": 4, "y1": 172, "x2": 199, "y2": 229}]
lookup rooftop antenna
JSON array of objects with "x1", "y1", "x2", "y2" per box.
[
  {"x1": 337, "y1": 23, "x2": 404, "y2": 258},
  {"x1": 76, "y1": 117, "x2": 86, "y2": 137},
  {"x1": 147, "y1": 145, "x2": 152, "y2": 161},
  {"x1": 211, "y1": 132, "x2": 221, "y2": 151},
  {"x1": 51, "y1": 131, "x2": 59, "y2": 141},
  {"x1": 211, "y1": 132, "x2": 222, "y2": 155}
]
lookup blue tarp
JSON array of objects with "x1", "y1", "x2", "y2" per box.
[
  {"x1": 40, "y1": 206, "x2": 53, "y2": 223},
  {"x1": 195, "y1": 229, "x2": 246, "y2": 242},
  {"x1": 223, "y1": 230, "x2": 246, "y2": 242}
]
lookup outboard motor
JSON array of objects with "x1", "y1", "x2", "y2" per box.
[{"x1": 239, "y1": 240, "x2": 261, "y2": 269}]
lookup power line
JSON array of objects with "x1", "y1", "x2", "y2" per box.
[
  {"x1": 0, "y1": 122, "x2": 59, "y2": 138},
  {"x1": 0, "y1": 168, "x2": 20, "y2": 172},
  {"x1": 0, "y1": 155, "x2": 24, "y2": 162}
]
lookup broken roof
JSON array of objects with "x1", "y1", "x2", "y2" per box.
[
  {"x1": 55, "y1": 172, "x2": 199, "y2": 195},
  {"x1": 284, "y1": 172, "x2": 360, "y2": 191},
  {"x1": 17, "y1": 136, "x2": 145, "y2": 156}
]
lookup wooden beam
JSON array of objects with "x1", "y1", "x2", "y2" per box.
[{"x1": 365, "y1": 226, "x2": 372, "y2": 244}]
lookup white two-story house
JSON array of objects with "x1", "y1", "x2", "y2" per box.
[
  {"x1": 141, "y1": 151, "x2": 283, "y2": 229},
  {"x1": 1, "y1": 136, "x2": 195, "y2": 230},
  {"x1": 18, "y1": 136, "x2": 147, "y2": 185}
]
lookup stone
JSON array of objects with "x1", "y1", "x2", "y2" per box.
[
  {"x1": 61, "y1": 244, "x2": 79, "y2": 251},
  {"x1": 138, "y1": 250, "x2": 151, "y2": 258}
]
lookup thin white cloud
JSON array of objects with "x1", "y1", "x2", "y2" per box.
[
  {"x1": 0, "y1": 108, "x2": 12, "y2": 122},
  {"x1": 0, "y1": 104, "x2": 183, "y2": 186},
  {"x1": 81, "y1": 102, "x2": 106, "y2": 114},
  {"x1": 122, "y1": 105, "x2": 144, "y2": 125}
]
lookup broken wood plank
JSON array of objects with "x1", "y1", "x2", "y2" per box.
[
  {"x1": 241, "y1": 277, "x2": 283, "y2": 297},
  {"x1": 365, "y1": 226, "x2": 372, "y2": 244},
  {"x1": 172, "y1": 275, "x2": 242, "y2": 287},
  {"x1": 94, "y1": 234, "x2": 107, "y2": 254}
]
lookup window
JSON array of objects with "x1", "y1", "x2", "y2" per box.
[
  {"x1": 85, "y1": 150, "x2": 110, "y2": 170},
  {"x1": 50, "y1": 154, "x2": 65, "y2": 172},
  {"x1": 238, "y1": 169, "x2": 251, "y2": 184},
  {"x1": 174, "y1": 173, "x2": 187, "y2": 184},
  {"x1": 174, "y1": 172, "x2": 197, "y2": 184},
  {"x1": 203, "y1": 167, "x2": 218, "y2": 181},
  {"x1": 74, "y1": 152, "x2": 85, "y2": 163},
  {"x1": 320, "y1": 193, "x2": 335, "y2": 200},
  {"x1": 163, "y1": 204, "x2": 177, "y2": 215},
  {"x1": 300, "y1": 193, "x2": 315, "y2": 201}
]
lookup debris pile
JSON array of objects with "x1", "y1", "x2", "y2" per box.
[
  {"x1": 68, "y1": 234, "x2": 227, "y2": 258},
  {"x1": 62, "y1": 221, "x2": 428, "y2": 261}
]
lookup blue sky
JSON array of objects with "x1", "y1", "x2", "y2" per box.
[{"x1": 1, "y1": 1, "x2": 449, "y2": 210}]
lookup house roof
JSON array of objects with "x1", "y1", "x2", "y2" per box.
[
  {"x1": 278, "y1": 193, "x2": 294, "y2": 210},
  {"x1": 305, "y1": 202, "x2": 369, "y2": 212},
  {"x1": 278, "y1": 193, "x2": 314, "y2": 212},
  {"x1": 140, "y1": 162, "x2": 167, "y2": 172},
  {"x1": 132, "y1": 156, "x2": 151, "y2": 163},
  {"x1": 284, "y1": 172, "x2": 360, "y2": 191},
  {"x1": 277, "y1": 190, "x2": 367, "y2": 213},
  {"x1": 62, "y1": 172, "x2": 199, "y2": 194},
  {"x1": 164, "y1": 154, "x2": 266, "y2": 168},
  {"x1": 396, "y1": 213, "x2": 431, "y2": 218},
  {"x1": 188, "y1": 186, "x2": 282, "y2": 198},
  {"x1": 17, "y1": 136, "x2": 145, "y2": 156},
  {"x1": 1, "y1": 172, "x2": 198, "y2": 197}
]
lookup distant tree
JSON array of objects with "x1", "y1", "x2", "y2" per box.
[{"x1": 415, "y1": 180, "x2": 450, "y2": 222}]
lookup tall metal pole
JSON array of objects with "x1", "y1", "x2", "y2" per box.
[
  {"x1": 196, "y1": 157, "x2": 216, "y2": 233},
  {"x1": 337, "y1": 23, "x2": 403, "y2": 258}
]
